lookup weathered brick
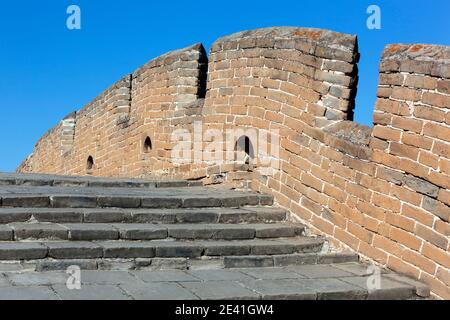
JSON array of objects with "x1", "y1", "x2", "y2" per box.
[
  {"x1": 437, "y1": 189, "x2": 450, "y2": 206},
  {"x1": 372, "y1": 126, "x2": 402, "y2": 142},
  {"x1": 373, "y1": 112, "x2": 393, "y2": 128},
  {"x1": 402, "y1": 204, "x2": 434, "y2": 227},
  {"x1": 427, "y1": 171, "x2": 450, "y2": 189},
  {"x1": 387, "y1": 255, "x2": 420, "y2": 280},
  {"x1": 404, "y1": 74, "x2": 437, "y2": 90},
  {"x1": 375, "y1": 99, "x2": 410, "y2": 115},
  {"x1": 401, "y1": 248, "x2": 437, "y2": 275},
  {"x1": 403, "y1": 175, "x2": 439, "y2": 197},
  {"x1": 389, "y1": 227, "x2": 422, "y2": 251},
  {"x1": 432, "y1": 141, "x2": 450, "y2": 159},
  {"x1": 390, "y1": 142, "x2": 419, "y2": 161},
  {"x1": 358, "y1": 241, "x2": 388, "y2": 265},
  {"x1": 379, "y1": 73, "x2": 404, "y2": 86},
  {"x1": 415, "y1": 224, "x2": 448, "y2": 250},
  {"x1": 422, "y1": 92, "x2": 450, "y2": 109},
  {"x1": 437, "y1": 80, "x2": 450, "y2": 94},
  {"x1": 422, "y1": 196, "x2": 450, "y2": 222},
  {"x1": 391, "y1": 184, "x2": 423, "y2": 206},
  {"x1": 391, "y1": 87, "x2": 421, "y2": 102},
  {"x1": 418, "y1": 151, "x2": 439, "y2": 169},
  {"x1": 421, "y1": 242, "x2": 450, "y2": 269},
  {"x1": 413, "y1": 105, "x2": 446, "y2": 122},
  {"x1": 402, "y1": 132, "x2": 433, "y2": 150},
  {"x1": 373, "y1": 235, "x2": 403, "y2": 257},
  {"x1": 423, "y1": 122, "x2": 450, "y2": 142},
  {"x1": 375, "y1": 167, "x2": 404, "y2": 185},
  {"x1": 372, "y1": 193, "x2": 401, "y2": 212},
  {"x1": 392, "y1": 116, "x2": 423, "y2": 133},
  {"x1": 385, "y1": 212, "x2": 415, "y2": 232},
  {"x1": 346, "y1": 182, "x2": 372, "y2": 202}
]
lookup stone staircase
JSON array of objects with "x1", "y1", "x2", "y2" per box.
[{"x1": 0, "y1": 173, "x2": 430, "y2": 300}]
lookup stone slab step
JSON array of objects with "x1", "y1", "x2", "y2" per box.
[
  {"x1": 0, "y1": 266, "x2": 429, "y2": 300},
  {"x1": 0, "y1": 207, "x2": 287, "y2": 224},
  {"x1": 1, "y1": 222, "x2": 305, "y2": 241},
  {"x1": 0, "y1": 172, "x2": 202, "y2": 188},
  {"x1": 10, "y1": 251, "x2": 357, "y2": 272},
  {"x1": 0, "y1": 189, "x2": 273, "y2": 209},
  {"x1": 0, "y1": 237, "x2": 324, "y2": 261},
  {"x1": 223, "y1": 252, "x2": 359, "y2": 268}
]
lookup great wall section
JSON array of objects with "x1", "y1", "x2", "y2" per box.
[{"x1": 14, "y1": 27, "x2": 449, "y2": 299}]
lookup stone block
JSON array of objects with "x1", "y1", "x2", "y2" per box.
[
  {"x1": 2, "y1": 196, "x2": 49, "y2": 208},
  {"x1": 46, "y1": 242, "x2": 103, "y2": 259},
  {"x1": 273, "y1": 253, "x2": 318, "y2": 267},
  {"x1": 35, "y1": 259, "x2": 98, "y2": 271},
  {"x1": 83, "y1": 209, "x2": 131, "y2": 223},
  {"x1": 155, "y1": 242, "x2": 204, "y2": 258},
  {"x1": 131, "y1": 210, "x2": 176, "y2": 223},
  {"x1": 11, "y1": 223, "x2": 68, "y2": 240},
  {"x1": 97, "y1": 197, "x2": 141, "y2": 208},
  {"x1": 224, "y1": 256, "x2": 274, "y2": 268},
  {"x1": 100, "y1": 241, "x2": 156, "y2": 258},
  {"x1": 50, "y1": 196, "x2": 97, "y2": 208},
  {"x1": 115, "y1": 224, "x2": 167, "y2": 240},
  {"x1": 141, "y1": 197, "x2": 182, "y2": 209},
  {"x1": 203, "y1": 241, "x2": 251, "y2": 256},
  {"x1": 0, "y1": 225, "x2": 13, "y2": 241},
  {"x1": 66, "y1": 224, "x2": 119, "y2": 240},
  {"x1": 0, "y1": 209, "x2": 32, "y2": 223},
  {"x1": 32, "y1": 209, "x2": 83, "y2": 223},
  {"x1": 0, "y1": 243, "x2": 48, "y2": 260},
  {"x1": 182, "y1": 197, "x2": 222, "y2": 208}
]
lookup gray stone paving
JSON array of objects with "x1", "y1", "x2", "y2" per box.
[
  {"x1": 0, "y1": 264, "x2": 427, "y2": 300},
  {"x1": 0, "y1": 174, "x2": 431, "y2": 300}
]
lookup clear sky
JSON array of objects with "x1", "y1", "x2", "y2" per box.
[{"x1": 0, "y1": 0, "x2": 449, "y2": 172}]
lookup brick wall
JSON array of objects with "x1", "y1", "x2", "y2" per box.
[
  {"x1": 17, "y1": 28, "x2": 449, "y2": 298},
  {"x1": 19, "y1": 44, "x2": 208, "y2": 178}
]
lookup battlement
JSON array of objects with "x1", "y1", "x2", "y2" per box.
[{"x1": 17, "y1": 27, "x2": 449, "y2": 299}]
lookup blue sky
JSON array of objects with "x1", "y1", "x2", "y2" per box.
[{"x1": 0, "y1": 0, "x2": 449, "y2": 172}]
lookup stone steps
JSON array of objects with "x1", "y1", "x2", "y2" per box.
[
  {"x1": 1, "y1": 222, "x2": 305, "y2": 241},
  {"x1": 223, "y1": 252, "x2": 359, "y2": 268},
  {"x1": 0, "y1": 191, "x2": 272, "y2": 209},
  {"x1": 0, "y1": 174, "x2": 430, "y2": 299},
  {"x1": 0, "y1": 172, "x2": 202, "y2": 188},
  {"x1": 0, "y1": 207, "x2": 287, "y2": 224},
  {"x1": 0, "y1": 237, "x2": 324, "y2": 261},
  {"x1": 10, "y1": 252, "x2": 359, "y2": 273}
]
